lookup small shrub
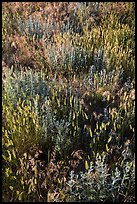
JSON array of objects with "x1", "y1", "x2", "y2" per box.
[{"x1": 66, "y1": 153, "x2": 135, "y2": 202}]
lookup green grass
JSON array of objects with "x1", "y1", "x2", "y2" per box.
[{"x1": 2, "y1": 2, "x2": 135, "y2": 202}]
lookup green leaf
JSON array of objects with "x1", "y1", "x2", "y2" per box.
[
  {"x1": 96, "y1": 122, "x2": 99, "y2": 130},
  {"x1": 101, "y1": 122, "x2": 106, "y2": 130},
  {"x1": 23, "y1": 118, "x2": 25, "y2": 125},
  {"x1": 2, "y1": 155, "x2": 7, "y2": 161},
  {"x1": 18, "y1": 192, "x2": 23, "y2": 201},
  {"x1": 114, "y1": 123, "x2": 116, "y2": 131},
  {"x1": 7, "y1": 150, "x2": 12, "y2": 161},
  {"x1": 100, "y1": 125, "x2": 102, "y2": 132},
  {"x1": 57, "y1": 98, "x2": 60, "y2": 107},
  {"x1": 21, "y1": 180, "x2": 24, "y2": 185},
  {"x1": 28, "y1": 184, "x2": 32, "y2": 195},
  {"x1": 16, "y1": 190, "x2": 20, "y2": 196},
  {"x1": 128, "y1": 161, "x2": 133, "y2": 170},
  {"x1": 23, "y1": 153, "x2": 27, "y2": 160},
  {"x1": 85, "y1": 160, "x2": 89, "y2": 170},
  {"x1": 19, "y1": 158, "x2": 24, "y2": 166},
  {"x1": 9, "y1": 186, "x2": 13, "y2": 191},
  {"x1": 70, "y1": 96, "x2": 73, "y2": 107},
  {"x1": 72, "y1": 121, "x2": 75, "y2": 127},
  {"x1": 106, "y1": 144, "x2": 109, "y2": 152},
  {"x1": 12, "y1": 149, "x2": 16, "y2": 159},
  {"x1": 9, "y1": 140, "x2": 14, "y2": 146},
  {"x1": 64, "y1": 98, "x2": 66, "y2": 105},
  {"x1": 73, "y1": 112, "x2": 75, "y2": 120},
  {"x1": 84, "y1": 113, "x2": 88, "y2": 120},
  {"x1": 90, "y1": 143, "x2": 92, "y2": 148},
  {"x1": 107, "y1": 94, "x2": 110, "y2": 101},
  {"x1": 22, "y1": 100, "x2": 25, "y2": 108},
  {"x1": 108, "y1": 107, "x2": 111, "y2": 114},
  {"x1": 89, "y1": 128, "x2": 93, "y2": 137},
  {"x1": 107, "y1": 136, "x2": 112, "y2": 143},
  {"x1": 92, "y1": 151, "x2": 95, "y2": 157},
  {"x1": 93, "y1": 137, "x2": 96, "y2": 143},
  {"x1": 9, "y1": 65, "x2": 14, "y2": 76},
  {"x1": 106, "y1": 121, "x2": 110, "y2": 126},
  {"x1": 33, "y1": 118, "x2": 36, "y2": 124}
]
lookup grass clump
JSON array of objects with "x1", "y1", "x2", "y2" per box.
[{"x1": 2, "y1": 2, "x2": 135, "y2": 202}]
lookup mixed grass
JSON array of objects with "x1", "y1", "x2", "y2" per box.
[{"x1": 2, "y1": 2, "x2": 135, "y2": 202}]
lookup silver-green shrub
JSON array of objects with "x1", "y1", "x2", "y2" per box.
[{"x1": 66, "y1": 153, "x2": 135, "y2": 202}]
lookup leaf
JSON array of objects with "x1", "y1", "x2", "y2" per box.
[
  {"x1": 23, "y1": 118, "x2": 25, "y2": 125},
  {"x1": 57, "y1": 98, "x2": 60, "y2": 107},
  {"x1": 101, "y1": 122, "x2": 105, "y2": 129},
  {"x1": 23, "y1": 153, "x2": 27, "y2": 160},
  {"x1": 73, "y1": 112, "x2": 75, "y2": 120},
  {"x1": 9, "y1": 186, "x2": 13, "y2": 191},
  {"x1": 64, "y1": 98, "x2": 66, "y2": 105},
  {"x1": 100, "y1": 126, "x2": 102, "y2": 132},
  {"x1": 129, "y1": 124, "x2": 132, "y2": 130},
  {"x1": 16, "y1": 191, "x2": 20, "y2": 196},
  {"x1": 85, "y1": 160, "x2": 89, "y2": 170},
  {"x1": 70, "y1": 96, "x2": 73, "y2": 107},
  {"x1": 93, "y1": 137, "x2": 96, "y2": 143},
  {"x1": 12, "y1": 149, "x2": 16, "y2": 159},
  {"x1": 127, "y1": 101, "x2": 130, "y2": 108},
  {"x1": 21, "y1": 180, "x2": 24, "y2": 185},
  {"x1": 89, "y1": 128, "x2": 93, "y2": 137},
  {"x1": 114, "y1": 123, "x2": 116, "y2": 131},
  {"x1": 108, "y1": 107, "x2": 111, "y2": 114},
  {"x1": 58, "y1": 178, "x2": 61, "y2": 184},
  {"x1": 106, "y1": 121, "x2": 110, "y2": 126},
  {"x1": 19, "y1": 158, "x2": 24, "y2": 166},
  {"x1": 22, "y1": 100, "x2": 25, "y2": 108},
  {"x1": 2, "y1": 155, "x2": 7, "y2": 161},
  {"x1": 9, "y1": 140, "x2": 14, "y2": 146},
  {"x1": 108, "y1": 136, "x2": 112, "y2": 143},
  {"x1": 33, "y1": 118, "x2": 36, "y2": 124},
  {"x1": 72, "y1": 121, "x2": 75, "y2": 127},
  {"x1": 106, "y1": 144, "x2": 109, "y2": 152},
  {"x1": 7, "y1": 150, "x2": 12, "y2": 161},
  {"x1": 107, "y1": 94, "x2": 110, "y2": 101},
  {"x1": 5, "y1": 168, "x2": 10, "y2": 177},
  {"x1": 79, "y1": 155, "x2": 82, "y2": 160},
  {"x1": 92, "y1": 151, "x2": 95, "y2": 157},
  {"x1": 9, "y1": 65, "x2": 14, "y2": 76},
  {"x1": 128, "y1": 161, "x2": 133, "y2": 170},
  {"x1": 96, "y1": 122, "x2": 99, "y2": 130},
  {"x1": 13, "y1": 125, "x2": 17, "y2": 131},
  {"x1": 19, "y1": 192, "x2": 23, "y2": 201},
  {"x1": 28, "y1": 184, "x2": 32, "y2": 194},
  {"x1": 34, "y1": 178, "x2": 37, "y2": 185},
  {"x1": 84, "y1": 113, "x2": 88, "y2": 120}
]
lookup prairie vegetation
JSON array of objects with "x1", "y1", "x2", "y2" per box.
[{"x1": 2, "y1": 2, "x2": 135, "y2": 202}]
